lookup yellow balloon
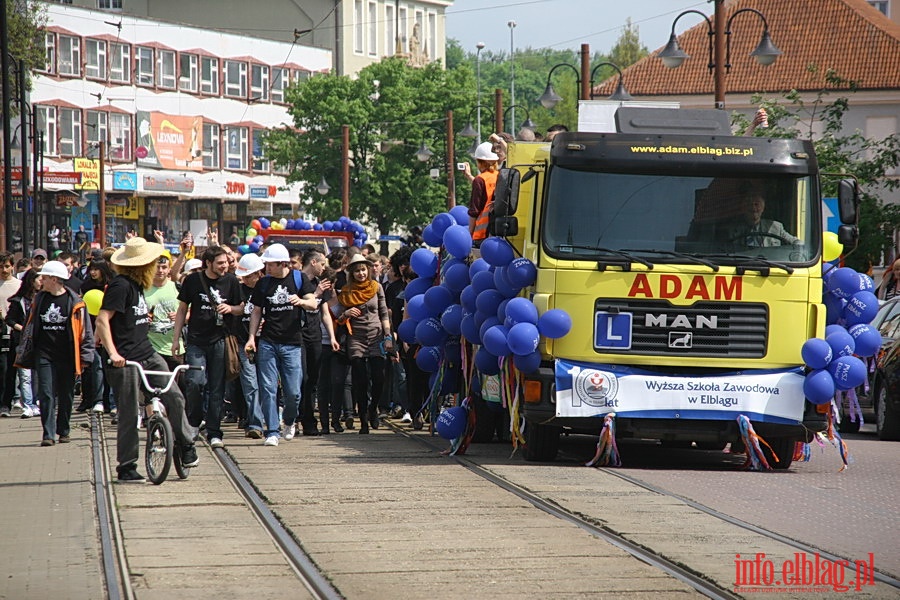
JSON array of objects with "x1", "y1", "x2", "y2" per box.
[
  {"x1": 247, "y1": 227, "x2": 258, "y2": 237},
  {"x1": 823, "y1": 231, "x2": 843, "y2": 262},
  {"x1": 83, "y1": 289, "x2": 104, "y2": 316},
  {"x1": 271, "y1": 222, "x2": 284, "y2": 230}
]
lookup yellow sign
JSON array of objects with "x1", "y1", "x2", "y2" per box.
[
  {"x1": 122, "y1": 196, "x2": 142, "y2": 220},
  {"x1": 74, "y1": 158, "x2": 100, "y2": 191}
]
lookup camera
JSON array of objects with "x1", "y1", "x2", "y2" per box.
[
  {"x1": 457, "y1": 162, "x2": 467, "y2": 171},
  {"x1": 246, "y1": 349, "x2": 256, "y2": 364}
]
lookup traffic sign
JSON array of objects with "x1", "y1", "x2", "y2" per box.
[{"x1": 823, "y1": 197, "x2": 840, "y2": 234}]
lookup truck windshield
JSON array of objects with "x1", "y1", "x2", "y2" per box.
[{"x1": 542, "y1": 168, "x2": 819, "y2": 265}]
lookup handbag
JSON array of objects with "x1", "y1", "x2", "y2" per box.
[
  {"x1": 13, "y1": 318, "x2": 35, "y2": 369},
  {"x1": 198, "y1": 274, "x2": 241, "y2": 381}
]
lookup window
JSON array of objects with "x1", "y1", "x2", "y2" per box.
[
  {"x1": 98, "y1": 0, "x2": 123, "y2": 8},
  {"x1": 200, "y1": 56, "x2": 219, "y2": 94},
  {"x1": 85, "y1": 39, "x2": 107, "y2": 79},
  {"x1": 428, "y1": 12, "x2": 436, "y2": 60},
  {"x1": 37, "y1": 106, "x2": 58, "y2": 156},
  {"x1": 109, "y1": 42, "x2": 130, "y2": 83},
  {"x1": 271, "y1": 67, "x2": 285, "y2": 103},
  {"x1": 108, "y1": 113, "x2": 132, "y2": 161},
  {"x1": 224, "y1": 60, "x2": 247, "y2": 98},
  {"x1": 58, "y1": 35, "x2": 81, "y2": 76},
  {"x1": 225, "y1": 126, "x2": 248, "y2": 170},
  {"x1": 251, "y1": 64, "x2": 269, "y2": 102},
  {"x1": 385, "y1": 4, "x2": 395, "y2": 55},
  {"x1": 43, "y1": 32, "x2": 55, "y2": 74},
  {"x1": 203, "y1": 123, "x2": 220, "y2": 169},
  {"x1": 135, "y1": 46, "x2": 154, "y2": 86},
  {"x1": 156, "y1": 49, "x2": 176, "y2": 89},
  {"x1": 179, "y1": 53, "x2": 198, "y2": 92},
  {"x1": 868, "y1": 1, "x2": 889, "y2": 15},
  {"x1": 293, "y1": 69, "x2": 309, "y2": 84},
  {"x1": 252, "y1": 129, "x2": 269, "y2": 172},
  {"x1": 86, "y1": 110, "x2": 107, "y2": 148},
  {"x1": 354, "y1": 0, "x2": 364, "y2": 54},
  {"x1": 59, "y1": 107, "x2": 82, "y2": 157},
  {"x1": 399, "y1": 7, "x2": 408, "y2": 53},
  {"x1": 867, "y1": 116, "x2": 899, "y2": 175},
  {"x1": 368, "y1": 2, "x2": 378, "y2": 56}
]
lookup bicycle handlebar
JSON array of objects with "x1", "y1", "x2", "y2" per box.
[{"x1": 108, "y1": 359, "x2": 204, "y2": 395}]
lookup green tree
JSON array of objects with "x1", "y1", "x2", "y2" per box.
[
  {"x1": 5, "y1": 0, "x2": 48, "y2": 108},
  {"x1": 263, "y1": 58, "x2": 475, "y2": 236},
  {"x1": 608, "y1": 18, "x2": 648, "y2": 68}
]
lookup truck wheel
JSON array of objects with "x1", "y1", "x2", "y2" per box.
[
  {"x1": 523, "y1": 421, "x2": 561, "y2": 462},
  {"x1": 471, "y1": 396, "x2": 496, "y2": 443},
  {"x1": 876, "y1": 383, "x2": 900, "y2": 441},
  {"x1": 762, "y1": 437, "x2": 795, "y2": 470}
]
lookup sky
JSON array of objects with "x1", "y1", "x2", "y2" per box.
[{"x1": 445, "y1": 0, "x2": 710, "y2": 56}]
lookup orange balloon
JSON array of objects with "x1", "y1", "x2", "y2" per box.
[{"x1": 250, "y1": 219, "x2": 262, "y2": 231}]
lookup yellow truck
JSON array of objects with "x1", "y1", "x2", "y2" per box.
[{"x1": 497, "y1": 107, "x2": 859, "y2": 467}]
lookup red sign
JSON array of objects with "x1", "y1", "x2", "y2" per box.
[
  {"x1": 225, "y1": 181, "x2": 247, "y2": 195},
  {"x1": 41, "y1": 172, "x2": 82, "y2": 185}
]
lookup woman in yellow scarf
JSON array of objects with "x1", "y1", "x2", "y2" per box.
[{"x1": 333, "y1": 254, "x2": 394, "y2": 434}]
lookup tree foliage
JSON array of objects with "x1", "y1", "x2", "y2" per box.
[{"x1": 6, "y1": 0, "x2": 48, "y2": 106}]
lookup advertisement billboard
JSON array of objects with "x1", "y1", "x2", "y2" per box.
[{"x1": 136, "y1": 111, "x2": 204, "y2": 171}]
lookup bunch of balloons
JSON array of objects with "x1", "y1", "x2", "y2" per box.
[
  {"x1": 238, "y1": 216, "x2": 369, "y2": 254},
  {"x1": 399, "y1": 209, "x2": 572, "y2": 378},
  {"x1": 801, "y1": 265, "x2": 881, "y2": 404}
]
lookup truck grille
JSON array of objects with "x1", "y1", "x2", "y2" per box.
[{"x1": 594, "y1": 298, "x2": 768, "y2": 358}]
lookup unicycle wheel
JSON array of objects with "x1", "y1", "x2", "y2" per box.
[{"x1": 145, "y1": 416, "x2": 174, "y2": 484}]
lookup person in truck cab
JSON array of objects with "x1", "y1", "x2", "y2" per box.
[{"x1": 727, "y1": 188, "x2": 799, "y2": 248}]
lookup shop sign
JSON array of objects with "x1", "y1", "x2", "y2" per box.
[
  {"x1": 123, "y1": 196, "x2": 142, "y2": 220},
  {"x1": 113, "y1": 171, "x2": 138, "y2": 191},
  {"x1": 225, "y1": 181, "x2": 247, "y2": 196},
  {"x1": 42, "y1": 172, "x2": 82, "y2": 185},
  {"x1": 142, "y1": 174, "x2": 195, "y2": 193},
  {"x1": 56, "y1": 192, "x2": 81, "y2": 207},
  {"x1": 248, "y1": 200, "x2": 272, "y2": 214},
  {"x1": 249, "y1": 185, "x2": 277, "y2": 199},
  {"x1": 74, "y1": 158, "x2": 100, "y2": 190}
]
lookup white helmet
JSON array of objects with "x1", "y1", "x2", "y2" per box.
[
  {"x1": 37, "y1": 260, "x2": 70, "y2": 280},
  {"x1": 235, "y1": 253, "x2": 264, "y2": 276},
  {"x1": 261, "y1": 243, "x2": 290, "y2": 263},
  {"x1": 473, "y1": 142, "x2": 499, "y2": 161}
]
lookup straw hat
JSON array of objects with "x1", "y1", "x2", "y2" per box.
[
  {"x1": 347, "y1": 254, "x2": 372, "y2": 270},
  {"x1": 111, "y1": 237, "x2": 165, "y2": 267}
]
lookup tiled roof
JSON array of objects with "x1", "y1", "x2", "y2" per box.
[{"x1": 593, "y1": 0, "x2": 900, "y2": 99}]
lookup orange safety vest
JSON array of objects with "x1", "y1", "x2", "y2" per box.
[{"x1": 472, "y1": 170, "x2": 499, "y2": 241}]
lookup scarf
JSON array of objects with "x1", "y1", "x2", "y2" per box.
[{"x1": 338, "y1": 279, "x2": 378, "y2": 310}]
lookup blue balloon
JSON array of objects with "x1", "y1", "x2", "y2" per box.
[
  {"x1": 801, "y1": 338, "x2": 833, "y2": 370},
  {"x1": 312, "y1": 223, "x2": 323, "y2": 231},
  {"x1": 482, "y1": 325, "x2": 511, "y2": 357},
  {"x1": 848, "y1": 324, "x2": 882, "y2": 358},
  {"x1": 424, "y1": 285, "x2": 455, "y2": 314},
  {"x1": 460, "y1": 312, "x2": 479, "y2": 343},
  {"x1": 450, "y1": 204, "x2": 470, "y2": 226},
  {"x1": 827, "y1": 267, "x2": 861, "y2": 299},
  {"x1": 443, "y1": 225, "x2": 473, "y2": 259},
  {"x1": 359, "y1": 232, "x2": 368, "y2": 241},
  {"x1": 859, "y1": 274, "x2": 875, "y2": 292},
  {"x1": 443, "y1": 262, "x2": 470, "y2": 292},
  {"x1": 478, "y1": 316, "x2": 501, "y2": 344},
  {"x1": 469, "y1": 258, "x2": 491, "y2": 278},
  {"x1": 826, "y1": 329, "x2": 856, "y2": 358},
  {"x1": 258, "y1": 217, "x2": 270, "y2": 229},
  {"x1": 238, "y1": 244, "x2": 251, "y2": 255},
  {"x1": 480, "y1": 237, "x2": 515, "y2": 267},
  {"x1": 824, "y1": 294, "x2": 847, "y2": 325},
  {"x1": 339, "y1": 216, "x2": 350, "y2": 224},
  {"x1": 299, "y1": 221, "x2": 311, "y2": 230},
  {"x1": 249, "y1": 242, "x2": 260, "y2": 252},
  {"x1": 508, "y1": 322, "x2": 540, "y2": 355},
  {"x1": 422, "y1": 224, "x2": 442, "y2": 247},
  {"x1": 436, "y1": 406, "x2": 468, "y2": 440},
  {"x1": 475, "y1": 347, "x2": 501, "y2": 375},
  {"x1": 828, "y1": 355, "x2": 867, "y2": 391},
  {"x1": 496, "y1": 298, "x2": 511, "y2": 323},
  {"x1": 406, "y1": 294, "x2": 432, "y2": 321},
  {"x1": 286, "y1": 219, "x2": 296, "y2": 230},
  {"x1": 460, "y1": 285, "x2": 478, "y2": 312},
  {"x1": 475, "y1": 289, "x2": 505, "y2": 317},
  {"x1": 506, "y1": 257, "x2": 537, "y2": 288},
  {"x1": 411, "y1": 248, "x2": 438, "y2": 278},
  {"x1": 538, "y1": 309, "x2": 572, "y2": 339},
  {"x1": 405, "y1": 276, "x2": 432, "y2": 299},
  {"x1": 431, "y1": 212, "x2": 455, "y2": 237},
  {"x1": 322, "y1": 220, "x2": 333, "y2": 231},
  {"x1": 416, "y1": 346, "x2": 443, "y2": 372},
  {"x1": 415, "y1": 317, "x2": 447, "y2": 347},
  {"x1": 441, "y1": 304, "x2": 464, "y2": 336},
  {"x1": 254, "y1": 235, "x2": 264, "y2": 243},
  {"x1": 825, "y1": 324, "x2": 846, "y2": 338},
  {"x1": 471, "y1": 270, "x2": 496, "y2": 295},
  {"x1": 514, "y1": 351, "x2": 542, "y2": 374},
  {"x1": 843, "y1": 291, "x2": 879, "y2": 326},
  {"x1": 397, "y1": 319, "x2": 419, "y2": 344},
  {"x1": 505, "y1": 297, "x2": 540, "y2": 327},
  {"x1": 804, "y1": 369, "x2": 835, "y2": 405}
]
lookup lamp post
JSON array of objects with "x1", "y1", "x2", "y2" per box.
[
  {"x1": 413, "y1": 110, "x2": 456, "y2": 209},
  {"x1": 507, "y1": 21, "x2": 517, "y2": 134},
  {"x1": 537, "y1": 63, "x2": 581, "y2": 110},
  {"x1": 588, "y1": 62, "x2": 633, "y2": 101},
  {"x1": 539, "y1": 52, "x2": 635, "y2": 110},
  {"x1": 502, "y1": 105, "x2": 536, "y2": 138},
  {"x1": 658, "y1": 0, "x2": 781, "y2": 109},
  {"x1": 475, "y1": 42, "x2": 485, "y2": 142},
  {"x1": 1, "y1": 0, "x2": 13, "y2": 251},
  {"x1": 458, "y1": 105, "x2": 495, "y2": 141}
]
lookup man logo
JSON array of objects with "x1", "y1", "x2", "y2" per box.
[{"x1": 669, "y1": 332, "x2": 693, "y2": 348}]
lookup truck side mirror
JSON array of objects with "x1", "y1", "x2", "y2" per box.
[
  {"x1": 837, "y1": 178, "x2": 859, "y2": 225},
  {"x1": 490, "y1": 216, "x2": 518, "y2": 237},
  {"x1": 837, "y1": 224, "x2": 858, "y2": 246}
]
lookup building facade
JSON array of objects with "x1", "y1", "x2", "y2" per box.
[{"x1": 30, "y1": 2, "x2": 330, "y2": 248}]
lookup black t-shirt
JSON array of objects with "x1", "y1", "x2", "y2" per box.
[
  {"x1": 385, "y1": 279, "x2": 406, "y2": 333},
  {"x1": 250, "y1": 271, "x2": 315, "y2": 345},
  {"x1": 177, "y1": 271, "x2": 242, "y2": 345},
  {"x1": 36, "y1": 292, "x2": 73, "y2": 363},
  {"x1": 236, "y1": 282, "x2": 256, "y2": 343},
  {"x1": 302, "y1": 275, "x2": 323, "y2": 344},
  {"x1": 102, "y1": 275, "x2": 155, "y2": 361},
  {"x1": 65, "y1": 274, "x2": 84, "y2": 293}
]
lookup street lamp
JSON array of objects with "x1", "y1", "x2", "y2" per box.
[
  {"x1": 409, "y1": 110, "x2": 457, "y2": 208},
  {"x1": 507, "y1": 22, "x2": 517, "y2": 134},
  {"x1": 316, "y1": 176, "x2": 331, "y2": 196},
  {"x1": 589, "y1": 62, "x2": 633, "y2": 101},
  {"x1": 658, "y1": 1, "x2": 781, "y2": 109},
  {"x1": 537, "y1": 63, "x2": 581, "y2": 110},
  {"x1": 458, "y1": 105, "x2": 495, "y2": 140},
  {"x1": 502, "y1": 105, "x2": 536, "y2": 138},
  {"x1": 475, "y1": 42, "x2": 485, "y2": 141}
]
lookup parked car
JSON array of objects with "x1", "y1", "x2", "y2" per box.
[{"x1": 865, "y1": 298, "x2": 900, "y2": 440}]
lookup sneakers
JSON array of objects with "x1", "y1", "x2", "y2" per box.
[
  {"x1": 331, "y1": 421, "x2": 344, "y2": 433},
  {"x1": 40, "y1": 438, "x2": 55, "y2": 447},
  {"x1": 12, "y1": 400, "x2": 22, "y2": 409},
  {"x1": 264, "y1": 435, "x2": 279, "y2": 446},
  {"x1": 284, "y1": 424, "x2": 296, "y2": 441},
  {"x1": 401, "y1": 412, "x2": 412, "y2": 423},
  {"x1": 209, "y1": 437, "x2": 224, "y2": 448},
  {"x1": 246, "y1": 429, "x2": 264, "y2": 439},
  {"x1": 20, "y1": 406, "x2": 34, "y2": 419},
  {"x1": 92, "y1": 402, "x2": 104, "y2": 413},
  {"x1": 117, "y1": 468, "x2": 145, "y2": 483},
  {"x1": 0, "y1": 410, "x2": 10, "y2": 418},
  {"x1": 181, "y1": 445, "x2": 200, "y2": 467},
  {"x1": 58, "y1": 435, "x2": 71, "y2": 443},
  {"x1": 31, "y1": 405, "x2": 40, "y2": 417}
]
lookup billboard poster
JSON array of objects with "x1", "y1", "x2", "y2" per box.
[{"x1": 136, "y1": 111, "x2": 204, "y2": 171}]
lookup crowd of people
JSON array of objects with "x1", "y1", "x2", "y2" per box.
[{"x1": 0, "y1": 231, "x2": 424, "y2": 483}]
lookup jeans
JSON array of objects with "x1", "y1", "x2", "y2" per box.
[
  {"x1": 239, "y1": 345, "x2": 264, "y2": 432},
  {"x1": 105, "y1": 352, "x2": 193, "y2": 473},
  {"x1": 184, "y1": 340, "x2": 226, "y2": 441},
  {"x1": 17, "y1": 368, "x2": 35, "y2": 410},
  {"x1": 256, "y1": 339, "x2": 302, "y2": 438},
  {"x1": 34, "y1": 355, "x2": 76, "y2": 441}
]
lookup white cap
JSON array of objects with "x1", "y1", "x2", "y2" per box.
[
  {"x1": 261, "y1": 243, "x2": 289, "y2": 263},
  {"x1": 235, "y1": 253, "x2": 264, "y2": 276},
  {"x1": 184, "y1": 258, "x2": 203, "y2": 273},
  {"x1": 37, "y1": 260, "x2": 70, "y2": 280},
  {"x1": 473, "y1": 142, "x2": 499, "y2": 161}
]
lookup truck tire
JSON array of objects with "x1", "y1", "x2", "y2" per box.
[
  {"x1": 876, "y1": 383, "x2": 900, "y2": 441},
  {"x1": 471, "y1": 396, "x2": 497, "y2": 443},
  {"x1": 523, "y1": 421, "x2": 561, "y2": 462},
  {"x1": 762, "y1": 437, "x2": 795, "y2": 470}
]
